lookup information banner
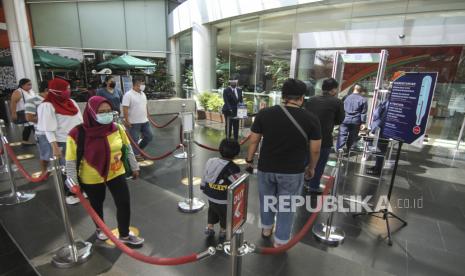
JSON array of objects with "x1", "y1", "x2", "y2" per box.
[{"x1": 382, "y1": 72, "x2": 438, "y2": 145}]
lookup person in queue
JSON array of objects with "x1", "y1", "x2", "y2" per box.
[
  {"x1": 37, "y1": 78, "x2": 83, "y2": 205},
  {"x1": 65, "y1": 96, "x2": 144, "y2": 246},
  {"x1": 366, "y1": 89, "x2": 391, "y2": 176},
  {"x1": 336, "y1": 83, "x2": 368, "y2": 151},
  {"x1": 10, "y1": 78, "x2": 36, "y2": 145},
  {"x1": 201, "y1": 139, "x2": 241, "y2": 240},
  {"x1": 246, "y1": 78, "x2": 322, "y2": 247},
  {"x1": 304, "y1": 78, "x2": 345, "y2": 193},
  {"x1": 25, "y1": 81, "x2": 50, "y2": 174},
  {"x1": 122, "y1": 78, "x2": 153, "y2": 162},
  {"x1": 97, "y1": 75, "x2": 122, "y2": 113},
  {"x1": 222, "y1": 80, "x2": 243, "y2": 141}
]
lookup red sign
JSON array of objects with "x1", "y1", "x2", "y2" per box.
[{"x1": 231, "y1": 182, "x2": 247, "y2": 234}]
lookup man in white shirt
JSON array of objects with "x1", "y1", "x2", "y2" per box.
[{"x1": 122, "y1": 78, "x2": 153, "y2": 161}]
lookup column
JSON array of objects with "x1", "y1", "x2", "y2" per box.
[
  {"x1": 3, "y1": 0, "x2": 38, "y2": 91},
  {"x1": 169, "y1": 37, "x2": 182, "y2": 97},
  {"x1": 192, "y1": 23, "x2": 216, "y2": 93}
]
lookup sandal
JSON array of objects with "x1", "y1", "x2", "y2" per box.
[{"x1": 261, "y1": 228, "x2": 272, "y2": 239}]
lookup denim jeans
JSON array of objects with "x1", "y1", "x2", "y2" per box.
[
  {"x1": 307, "y1": 147, "x2": 331, "y2": 191},
  {"x1": 258, "y1": 171, "x2": 304, "y2": 244},
  {"x1": 128, "y1": 122, "x2": 153, "y2": 155}
]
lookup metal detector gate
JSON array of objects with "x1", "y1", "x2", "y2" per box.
[{"x1": 331, "y1": 50, "x2": 389, "y2": 128}]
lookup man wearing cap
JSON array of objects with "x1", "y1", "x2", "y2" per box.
[
  {"x1": 222, "y1": 80, "x2": 243, "y2": 141},
  {"x1": 245, "y1": 78, "x2": 322, "y2": 247}
]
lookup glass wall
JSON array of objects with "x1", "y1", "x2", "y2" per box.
[
  {"x1": 213, "y1": 0, "x2": 465, "y2": 143},
  {"x1": 179, "y1": 31, "x2": 193, "y2": 98}
]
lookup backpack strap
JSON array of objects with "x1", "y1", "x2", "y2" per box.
[{"x1": 76, "y1": 125, "x2": 85, "y2": 180}]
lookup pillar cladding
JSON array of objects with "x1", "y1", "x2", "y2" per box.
[
  {"x1": 169, "y1": 37, "x2": 182, "y2": 97},
  {"x1": 192, "y1": 23, "x2": 216, "y2": 93},
  {"x1": 3, "y1": 0, "x2": 38, "y2": 91}
]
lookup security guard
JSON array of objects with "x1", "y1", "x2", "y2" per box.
[{"x1": 337, "y1": 84, "x2": 368, "y2": 151}]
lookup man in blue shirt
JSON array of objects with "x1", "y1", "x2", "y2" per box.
[
  {"x1": 337, "y1": 84, "x2": 368, "y2": 151},
  {"x1": 366, "y1": 93, "x2": 390, "y2": 175}
]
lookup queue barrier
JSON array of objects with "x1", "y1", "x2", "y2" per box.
[
  {"x1": 67, "y1": 179, "x2": 216, "y2": 266},
  {"x1": 0, "y1": 121, "x2": 36, "y2": 205},
  {"x1": 193, "y1": 135, "x2": 252, "y2": 152},
  {"x1": 148, "y1": 114, "x2": 179, "y2": 129}
]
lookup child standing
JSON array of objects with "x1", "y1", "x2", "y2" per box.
[{"x1": 201, "y1": 139, "x2": 241, "y2": 239}]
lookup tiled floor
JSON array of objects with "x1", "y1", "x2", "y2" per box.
[{"x1": 0, "y1": 116, "x2": 465, "y2": 276}]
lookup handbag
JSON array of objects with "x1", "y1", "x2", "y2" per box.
[{"x1": 14, "y1": 90, "x2": 28, "y2": 124}]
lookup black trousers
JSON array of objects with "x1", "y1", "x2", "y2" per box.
[
  {"x1": 225, "y1": 115, "x2": 239, "y2": 141},
  {"x1": 81, "y1": 175, "x2": 131, "y2": 237},
  {"x1": 208, "y1": 201, "x2": 227, "y2": 229},
  {"x1": 22, "y1": 125, "x2": 34, "y2": 142}
]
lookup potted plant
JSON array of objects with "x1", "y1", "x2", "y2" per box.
[
  {"x1": 206, "y1": 93, "x2": 224, "y2": 123},
  {"x1": 197, "y1": 92, "x2": 211, "y2": 120}
]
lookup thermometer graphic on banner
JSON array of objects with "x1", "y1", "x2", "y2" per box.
[{"x1": 413, "y1": 75, "x2": 432, "y2": 134}]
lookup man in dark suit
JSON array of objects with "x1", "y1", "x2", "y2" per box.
[{"x1": 222, "y1": 80, "x2": 243, "y2": 140}]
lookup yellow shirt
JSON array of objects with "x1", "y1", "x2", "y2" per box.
[{"x1": 66, "y1": 126, "x2": 130, "y2": 184}]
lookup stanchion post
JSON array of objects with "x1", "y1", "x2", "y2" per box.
[
  {"x1": 174, "y1": 104, "x2": 194, "y2": 159},
  {"x1": 230, "y1": 229, "x2": 244, "y2": 276},
  {"x1": 0, "y1": 121, "x2": 36, "y2": 206},
  {"x1": 312, "y1": 149, "x2": 345, "y2": 246},
  {"x1": 50, "y1": 157, "x2": 92, "y2": 268},
  {"x1": 178, "y1": 109, "x2": 205, "y2": 213}
]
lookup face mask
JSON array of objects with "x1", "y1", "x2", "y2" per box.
[
  {"x1": 109, "y1": 82, "x2": 116, "y2": 89},
  {"x1": 61, "y1": 90, "x2": 71, "y2": 100},
  {"x1": 140, "y1": 85, "x2": 146, "y2": 92},
  {"x1": 96, "y1": 112, "x2": 114, "y2": 125}
]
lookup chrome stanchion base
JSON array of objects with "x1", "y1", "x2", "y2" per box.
[
  {"x1": 312, "y1": 223, "x2": 345, "y2": 246},
  {"x1": 0, "y1": 191, "x2": 36, "y2": 206},
  {"x1": 52, "y1": 241, "x2": 92, "y2": 268},
  {"x1": 173, "y1": 151, "x2": 195, "y2": 159},
  {"x1": 178, "y1": 197, "x2": 205, "y2": 213}
]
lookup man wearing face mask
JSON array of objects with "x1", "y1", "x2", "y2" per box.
[
  {"x1": 222, "y1": 80, "x2": 243, "y2": 140},
  {"x1": 122, "y1": 78, "x2": 153, "y2": 162},
  {"x1": 37, "y1": 78, "x2": 83, "y2": 205},
  {"x1": 97, "y1": 76, "x2": 122, "y2": 113}
]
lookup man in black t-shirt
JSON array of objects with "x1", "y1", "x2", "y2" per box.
[
  {"x1": 246, "y1": 78, "x2": 322, "y2": 247},
  {"x1": 305, "y1": 78, "x2": 345, "y2": 193}
]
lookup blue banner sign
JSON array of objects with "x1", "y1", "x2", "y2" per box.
[{"x1": 382, "y1": 72, "x2": 438, "y2": 145}]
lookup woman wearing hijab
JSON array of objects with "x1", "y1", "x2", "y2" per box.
[
  {"x1": 37, "y1": 78, "x2": 83, "y2": 205},
  {"x1": 10, "y1": 78, "x2": 36, "y2": 145},
  {"x1": 65, "y1": 96, "x2": 144, "y2": 246}
]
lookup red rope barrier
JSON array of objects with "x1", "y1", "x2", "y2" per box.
[
  {"x1": 256, "y1": 175, "x2": 335, "y2": 254},
  {"x1": 72, "y1": 185, "x2": 209, "y2": 265},
  {"x1": 148, "y1": 114, "x2": 179, "y2": 129},
  {"x1": 4, "y1": 144, "x2": 49, "y2": 183},
  {"x1": 193, "y1": 141, "x2": 220, "y2": 152},
  {"x1": 125, "y1": 130, "x2": 182, "y2": 160},
  {"x1": 193, "y1": 134, "x2": 251, "y2": 152}
]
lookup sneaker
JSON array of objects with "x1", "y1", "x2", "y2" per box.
[
  {"x1": 96, "y1": 229, "x2": 108, "y2": 241},
  {"x1": 219, "y1": 230, "x2": 226, "y2": 240},
  {"x1": 204, "y1": 228, "x2": 215, "y2": 237},
  {"x1": 65, "y1": 195, "x2": 80, "y2": 205},
  {"x1": 119, "y1": 234, "x2": 144, "y2": 246},
  {"x1": 135, "y1": 155, "x2": 145, "y2": 162}
]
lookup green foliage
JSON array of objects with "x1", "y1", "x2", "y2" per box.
[
  {"x1": 198, "y1": 92, "x2": 212, "y2": 110},
  {"x1": 245, "y1": 100, "x2": 254, "y2": 114},
  {"x1": 266, "y1": 59, "x2": 290, "y2": 91},
  {"x1": 198, "y1": 91, "x2": 224, "y2": 112},
  {"x1": 183, "y1": 67, "x2": 193, "y2": 87},
  {"x1": 206, "y1": 93, "x2": 224, "y2": 112}
]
